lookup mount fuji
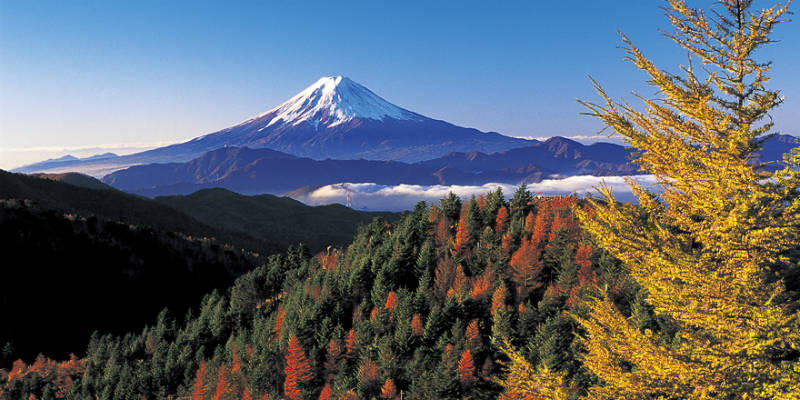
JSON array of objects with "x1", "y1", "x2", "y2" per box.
[{"x1": 14, "y1": 76, "x2": 531, "y2": 176}]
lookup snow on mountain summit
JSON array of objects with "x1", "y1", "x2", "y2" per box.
[{"x1": 247, "y1": 76, "x2": 424, "y2": 129}]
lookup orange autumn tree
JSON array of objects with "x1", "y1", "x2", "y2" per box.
[
  {"x1": 318, "y1": 383, "x2": 333, "y2": 400},
  {"x1": 509, "y1": 237, "x2": 544, "y2": 299},
  {"x1": 495, "y1": 205, "x2": 509, "y2": 233},
  {"x1": 457, "y1": 350, "x2": 477, "y2": 385},
  {"x1": 284, "y1": 336, "x2": 313, "y2": 400},
  {"x1": 191, "y1": 361, "x2": 208, "y2": 400},
  {"x1": 380, "y1": 378, "x2": 398, "y2": 399},
  {"x1": 451, "y1": 215, "x2": 471, "y2": 256},
  {"x1": 411, "y1": 314, "x2": 424, "y2": 336},
  {"x1": 384, "y1": 291, "x2": 396, "y2": 312}
]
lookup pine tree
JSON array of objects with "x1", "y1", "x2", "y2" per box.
[
  {"x1": 574, "y1": 0, "x2": 800, "y2": 398},
  {"x1": 509, "y1": 238, "x2": 544, "y2": 299},
  {"x1": 498, "y1": 340, "x2": 569, "y2": 400},
  {"x1": 457, "y1": 350, "x2": 477, "y2": 385},
  {"x1": 284, "y1": 336, "x2": 313, "y2": 400},
  {"x1": 191, "y1": 361, "x2": 207, "y2": 400},
  {"x1": 211, "y1": 363, "x2": 229, "y2": 400},
  {"x1": 384, "y1": 291, "x2": 397, "y2": 313},
  {"x1": 380, "y1": 378, "x2": 398, "y2": 399},
  {"x1": 465, "y1": 320, "x2": 481, "y2": 351},
  {"x1": 411, "y1": 314, "x2": 425, "y2": 336},
  {"x1": 495, "y1": 205, "x2": 509, "y2": 234},
  {"x1": 318, "y1": 383, "x2": 333, "y2": 400}
]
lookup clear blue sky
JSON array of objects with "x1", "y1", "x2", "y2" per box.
[{"x1": 1, "y1": 0, "x2": 798, "y2": 169}]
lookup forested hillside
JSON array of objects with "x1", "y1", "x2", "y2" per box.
[
  {"x1": 153, "y1": 189, "x2": 399, "y2": 253},
  {"x1": 1, "y1": 187, "x2": 637, "y2": 399},
  {"x1": 0, "y1": 200, "x2": 258, "y2": 364}
]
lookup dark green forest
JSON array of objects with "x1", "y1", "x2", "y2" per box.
[{"x1": 1, "y1": 185, "x2": 648, "y2": 399}]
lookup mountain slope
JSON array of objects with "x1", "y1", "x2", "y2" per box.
[
  {"x1": 417, "y1": 136, "x2": 640, "y2": 176},
  {"x1": 30, "y1": 172, "x2": 117, "y2": 191},
  {"x1": 100, "y1": 138, "x2": 642, "y2": 197},
  {"x1": 0, "y1": 200, "x2": 257, "y2": 361},
  {"x1": 133, "y1": 76, "x2": 531, "y2": 163},
  {"x1": 153, "y1": 188, "x2": 399, "y2": 253},
  {"x1": 12, "y1": 77, "x2": 530, "y2": 176},
  {"x1": 1, "y1": 170, "x2": 395, "y2": 253}
]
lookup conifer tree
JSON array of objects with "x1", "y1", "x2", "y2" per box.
[
  {"x1": 380, "y1": 378, "x2": 398, "y2": 399},
  {"x1": 457, "y1": 350, "x2": 477, "y2": 386},
  {"x1": 498, "y1": 340, "x2": 569, "y2": 400},
  {"x1": 495, "y1": 205, "x2": 509, "y2": 234},
  {"x1": 318, "y1": 383, "x2": 332, "y2": 400},
  {"x1": 573, "y1": 0, "x2": 800, "y2": 398},
  {"x1": 284, "y1": 336, "x2": 313, "y2": 400}
]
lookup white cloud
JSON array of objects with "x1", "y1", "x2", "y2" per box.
[
  {"x1": 511, "y1": 134, "x2": 627, "y2": 144},
  {"x1": 296, "y1": 175, "x2": 658, "y2": 211}
]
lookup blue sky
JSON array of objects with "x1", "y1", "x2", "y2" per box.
[{"x1": 1, "y1": 0, "x2": 798, "y2": 169}]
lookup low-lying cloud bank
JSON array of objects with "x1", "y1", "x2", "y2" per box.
[{"x1": 294, "y1": 175, "x2": 659, "y2": 211}]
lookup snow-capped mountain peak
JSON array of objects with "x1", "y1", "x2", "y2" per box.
[{"x1": 250, "y1": 76, "x2": 423, "y2": 129}]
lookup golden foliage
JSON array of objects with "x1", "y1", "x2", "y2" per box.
[
  {"x1": 497, "y1": 339, "x2": 569, "y2": 400},
  {"x1": 575, "y1": 0, "x2": 800, "y2": 398}
]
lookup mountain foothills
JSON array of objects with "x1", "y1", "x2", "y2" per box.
[
  {"x1": 2, "y1": 187, "x2": 628, "y2": 399},
  {"x1": 100, "y1": 137, "x2": 642, "y2": 197},
  {"x1": 0, "y1": 172, "x2": 398, "y2": 363}
]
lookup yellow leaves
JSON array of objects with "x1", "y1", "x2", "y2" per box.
[
  {"x1": 496, "y1": 339, "x2": 571, "y2": 400},
  {"x1": 573, "y1": 0, "x2": 800, "y2": 399}
]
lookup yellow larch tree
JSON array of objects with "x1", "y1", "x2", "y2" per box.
[{"x1": 573, "y1": 0, "x2": 800, "y2": 399}]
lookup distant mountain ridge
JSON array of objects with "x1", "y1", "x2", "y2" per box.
[
  {"x1": 102, "y1": 136, "x2": 644, "y2": 197},
  {"x1": 0, "y1": 170, "x2": 397, "y2": 254},
  {"x1": 13, "y1": 76, "x2": 530, "y2": 176}
]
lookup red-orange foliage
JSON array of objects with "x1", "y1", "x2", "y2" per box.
[
  {"x1": 319, "y1": 250, "x2": 338, "y2": 271},
  {"x1": 369, "y1": 307, "x2": 379, "y2": 321},
  {"x1": 524, "y1": 211, "x2": 535, "y2": 233},
  {"x1": 530, "y1": 205, "x2": 551, "y2": 246},
  {"x1": 575, "y1": 244, "x2": 595, "y2": 283},
  {"x1": 211, "y1": 363, "x2": 229, "y2": 400},
  {"x1": 191, "y1": 361, "x2": 207, "y2": 400},
  {"x1": 231, "y1": 353, "x2": 243, "y2": 374},
  {"x1": 5, "y1": 354, "x2": 86, "y2": 398},
  {"x1": 509, "y1": 238, "x2": 544, "y2": 298},
  {"x1": 458, "y1": 350, "x2": 477, "y2": 385},
  {"x1": 453, "y1": 264, "x2": 468, "y2": 295},
  {"x1": 319, "y1": 383, "x2": 333, "y2": 400},
  {"x1": 338, "y1": 391, "x2": 359, "y2": 400},
  {"x1": 357, "y1": 359, "x2": 380, "y2": 385},
  {"x1": 466, "y1": 320, "x2": 481, "y2": 350},
  {"x1": 284, "y1": 336, "x2": 313, "y2": 400},
  {"x1": 380, "y1": 378, "x2": 398, "y2": 399},
  {"x1": 434, "y1": 257, "x2": 456, "y2": 299},
  {"x1": 428, "y1": 204, "x2": 441, "y2": 223},
  {"x1": 495, "y1": 206, "x2": 509, "y2": 233},
  {"x1": 242, "y1": 387, "x2": 252, "y2": 400},
  {"x1": 451, "y1": 216, "x2": 470, "y2": 256},
  {"x1": 411, "y1": 314, "x2": 424, "y2": 336},
  {"x1": 384, "y1": 291, "x2": 397, "y2": 312},
  {"x1": 324, "y1": 338, "x2": 343, "y2": 380},
  {"x1": 435, "y1": 218, "x2": 451, "y2": 246},
  {"x1": 501, "y1": 231, "x2": 514, "y2": 257},
  {"x1": 273, "y1": 305, "x2": 285, "y2": 337},
  {"x1": 491, "y1": 283, "x2": 508, "y2": 316},
  {"x1": 470, "y1": 273, "x2": 491, "y2": 299},
  {"x1": 346, "y1": 329, "x2": 357, "y2": 357}
]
